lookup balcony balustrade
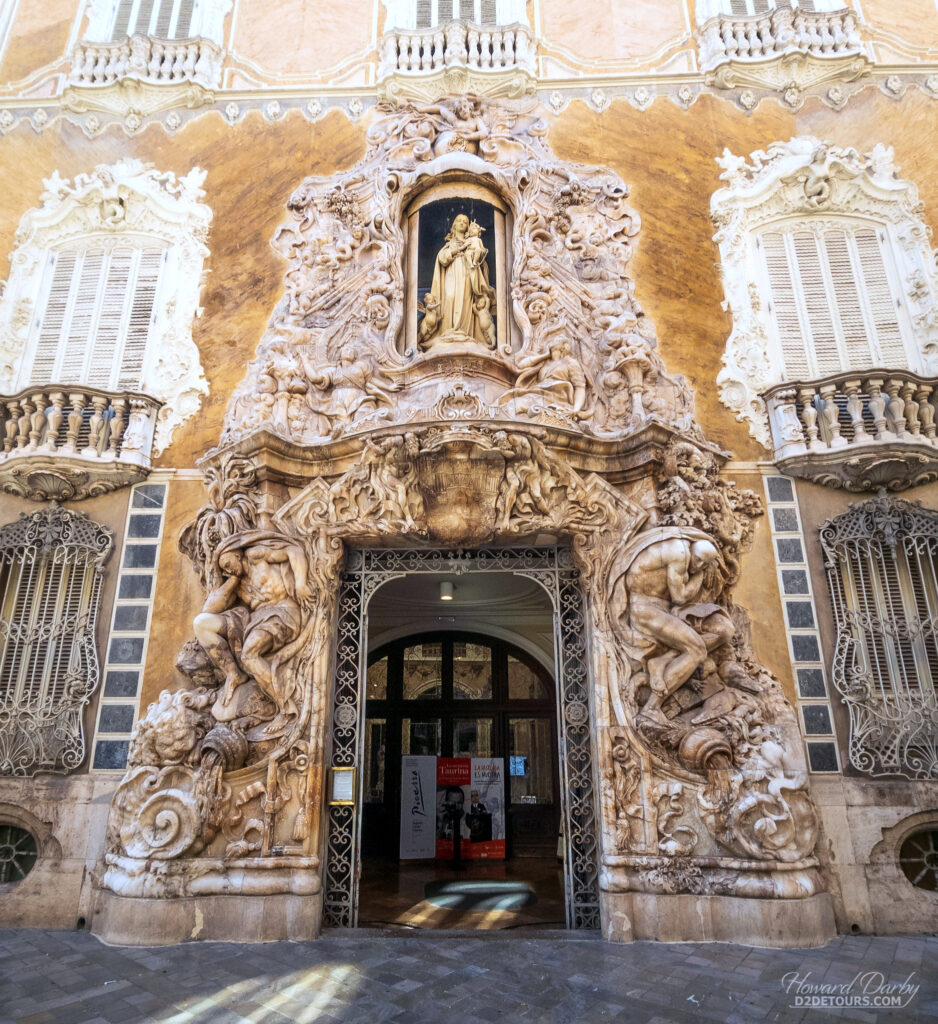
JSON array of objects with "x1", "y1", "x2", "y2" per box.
[
  {"x1": 378, "y1": 21, "x2": 535, "y2": 100},
  {"x1": 763, "y1": 369, "x2": 938, "y2": 491},
  {"x1": 0, "y1": 385, "x2": 162, "y2": 501},
  {"x1": 69, "y1": 34, "x2": 222, "y2": 91},
  {"x1": 698, "y1": 5, "x2": 862, "y2": 71}
]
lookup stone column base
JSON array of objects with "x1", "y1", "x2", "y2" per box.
[
  {"x1": 92, "y1": 890, "x2": 322, "y2": 945},
  {"x1": 601, "y1": 892, "x2": 836, "y2": 947}
]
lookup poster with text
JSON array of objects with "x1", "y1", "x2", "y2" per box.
[
  {"x1": 434, "y1": 757, "x2": 505, "y2": 860},
  {"x1": 399, "y1": 755, "x2": 436, "y2": 859}
]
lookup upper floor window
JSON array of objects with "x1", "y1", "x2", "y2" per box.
[
  {"x1": 0, "y1": 160, "x2": 212, "y2": 455},
  {"x1": 111, "y1": 0, "x2": 195, "y2": 40},
  {"x1": 27, "y1": 248, "x2": 164, "y2": 393},
  {"x1": 80, "y1": 0, "x2": 231, "y2": 45},
  {"x1": 385, "y1": 0, "x2": 527, "y2": 30},
  {"x1": 821, "y1": 495, "x2": 938, "y2": 780},
  {"x1": 757, "y1": 221, "x2": 911, "y2": 380},
  {"x1": 0, "y1": 503, "x2": 112, "y2": 776},
  {"x1": 711, "y1": 138, "x2": 938, "y2": 448}
]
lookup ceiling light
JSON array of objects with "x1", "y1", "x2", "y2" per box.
[{"x1": 439, "y1": 581, "x2": 454, "y2": 601}]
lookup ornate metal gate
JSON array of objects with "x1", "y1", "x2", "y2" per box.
[{"x1": 322, "y1": 545, "x2": 600, "y2": 929}]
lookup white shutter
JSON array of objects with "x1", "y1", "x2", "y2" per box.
[
  {"x1": 173, "y1": 0, "x2": 195, "y2": 38},
  {"x1": 824, "y1": 229, "x2": 874, "y2": 370},
  {"x1": 32, "y1": 252, "x2": 77, "y2": 385},
  {"x1": 112, "y1": 0, "x2": 135, "y2": 38},
  {"x1": 60, "y1": 252, "x2": 106, "y2": 383},
  {"x1": 88, "y1": 250, "x2": 132, "y2": 388},
  {"x1": 854, "y1": 227, "x2": 908, "y2": 369},
  {"x1": 118, "y1": 249, "x2": 161, "y2": 389},
  {"x1": 416, "y1": 0, "x2": 432, "y2": 27},
  {"x1": 438, "y1": 0, "x2": 454, "y2": 23},
  {"x1": 762, "y1": 232, "x2": 810, "y2": 377},
  {"x1": 790, "y1": 231, "x2": 842, "y2": 374},
  {"x1": 480, "y1": 0, "x2": 497, "y2": 23}
]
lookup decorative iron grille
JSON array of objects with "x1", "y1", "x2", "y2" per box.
[
  {"x1": 821, "y1": 494, "x2": 938, "y2": 779},
  {"x1": 322, "y1": 546, "x2": 600, "y2": 929},
  {"x1": 0, "y1": 503, "x2": 112, "y2": 776}
]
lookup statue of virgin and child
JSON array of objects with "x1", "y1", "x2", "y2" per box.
[{"x1": 418, "y1": 214, "x2": 497, "y2": 350}]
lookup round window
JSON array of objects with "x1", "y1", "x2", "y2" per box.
[
  {"x1": 898, "y1": 829, "x2": 938, "y2": 892},
  {"x1": 0, "y1": 823, "x2": 38, "y2": 883}
]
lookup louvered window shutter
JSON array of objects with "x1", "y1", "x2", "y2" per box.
[
  {"x1": 481, "y1": 0, "x2": 497, "y2": 24},
  {"x1": 173, "y1": 0, "x2": 196, "y2": 38},
  {"x1": 153, "y1": 0, "x2": 173, "y2": 37},
  {"x1": 416, "y1": 0, "x2": 432, "y2": 28},
  {"x1": 118, "y1": 250, "x2": 162, "y2": 389},
  {"x1": 798, "y1": 0, "x2": 818, "y2": 11},
  {"x1": 761, "y1": 223, "x2": 907, "y2": 380},
  {"x1": 729, "y1": 0, "x2": 772, "y2": 14},
  {"x1": 761, "y1": 232, "x2": 811, "y2": 378},
  {"x1": 438, "y1": 0, "x2": 454, "y2": 23},
  {"x1": 854, "y1": 228, "x2": 908, "y2": 368},
  {"x1": 112, "y1": 0, "x2": 135, "y2": 38},
  {"x1": 29, "y1": 247, "x2": 163, "y2": 390}
]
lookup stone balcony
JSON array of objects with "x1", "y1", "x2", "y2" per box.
[
  {"x1": 0, "y1": 385, "x2": 162, "y2": 501},
  {"x1": 378, "y1": 21, "x2": 536, "y2": 101},
  {"x1": 62, "y1": 34, "x2": 222, "y2": 119},
  {"x1": 697, "y1": 4, "x2": 870, "y2": 99},
  {"x1": 763, "y1": 369, "x2": 938, "y2": 491}
]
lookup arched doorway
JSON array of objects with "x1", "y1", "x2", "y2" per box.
[
  {"x1": 322, "y1": 547, "x2": 601, "y2": 931},
  {"x1": 360, "y1": 630, "x2": 560, "y2": 863}
]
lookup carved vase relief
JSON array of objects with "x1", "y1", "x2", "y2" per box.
[{"x1": 99, "y1": 96, "x2": 825, "y2": 928}]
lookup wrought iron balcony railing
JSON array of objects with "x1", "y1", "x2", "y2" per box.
[
  {"x1": 0, "y1": 385, "x2": 162, "y2": 501},
  {"x1": 763, "y1": 369, "x2": 938, "y2": 491}
]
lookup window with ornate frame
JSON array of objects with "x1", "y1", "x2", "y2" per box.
[
  {"x1": 0, "y1": 504, "x2": 112, "y2": 777},
  {"x1": 711, "y1": 138, "x2": 938, "y2": 448},
  {"x1": 385, "y1": 0, "x2": 528, "y2": 30},
  {"x1": 0, "y1": 160, "x2": 212, "y2": 459},
  {"x1": 821, "y1": 494, "x2": 938, "y2": 780},
  {"x1": 81, "y1": 0, "x2": 230, "y2": 44}
]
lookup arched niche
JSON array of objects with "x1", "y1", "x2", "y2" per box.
[{"x1": 403, "y1": 180, "x2": 515, "y2": 355}]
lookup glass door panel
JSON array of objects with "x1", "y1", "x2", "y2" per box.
[
  {"x1": 363, "y1": 718, "x2": 386, "y2": 803},
  {"x1": 453, "y1": 717, "x2": 494, "y2": 757},
  {"x1": 402, "y1": 717, "x2": 442, "y2": 756},
  {"x1": 403, "y1": 643, "x2": 442, "y2": 699},
  {"x1": 453, "y1": 641, "x2": 492, "y2": 699},
  {"x1": 508, "y1": 717, "x2": 554, "y2": 805}
]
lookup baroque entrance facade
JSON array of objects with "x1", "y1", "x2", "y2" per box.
[{"x1": 90, "y1": 96, "x2": 834, "y2": 946}]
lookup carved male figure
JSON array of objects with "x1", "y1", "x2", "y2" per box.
[
  {"x1": 194, "y1": 531, "x2": 312, "y2": 715},
  {"x1": 622, "y1": 533, "x2": 735, "y2": 725}
]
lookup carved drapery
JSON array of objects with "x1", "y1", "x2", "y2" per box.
[{"x1": 98, "y1": 98, "x2": 825, "y2": 923}]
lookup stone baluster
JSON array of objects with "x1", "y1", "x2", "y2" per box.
[
  {"x1": 829, "y1": 13, "x2": 847, "y2": 51},
  {"x1": 109, "y1": 397, "x2": 126, "y2": 455},
  {"x1": 148, "y1": 40, "x2": 163, "y2": 78},
  {"x1": 3, "y1": 400, "x2": 20, "y2": 453},
  {"x1": 843, "y1": 378, "x2": 872, "y2": 443},
  {"x1": 467, "y1": 27, "x2": 481, "y2": 68},
  {"x1": 502, "y1": 28, "x2": 515, "y2": 68},
  {"x1": 797, "y1": 386, "x2": 822, "y2": 451},
  {"x1": 15, "y1": 398, "x2": 32, "y2": 450},
  {"x1": 171, "y1": 44, "x2": 186, "y2": 80},
  {"x1": 480, "y1": 30, "x2": 493, "y2": 68},
  {"x1": 64, "y1": 393, "x2": 86, "y2": 454},
  {"x1": 431, "y1": 30, "x2": 444, "y2": 70},
  {"x1": 93, "y1": 48, "x2": 108, "y2": 83},
  {"x1": 884, "y1": 378, "x2": 907, "y2": 438},
  {"x1": 42, "y1": 392, "x2": 66, "y2": 452},
  {"x1": 721, "y1": 23, "x2": 738, "y2": 60},
  {"x1": 916, "y1": 384, "x2": 936, "y2": 441},
  {"x1": 85, "y1": 394, "x2": 109, "y2": 455},
  {"x1": 844, "y1": 12, "x2": 861, "y2": 48},
  {"x1": 27, "y1": 392, "x2": 47, "y2": 450},
  {"x1": 183, "y1": 42, "x2": 198, "y2": 79},
  {"x1": 818, "y1": 383, "x2": 846, "y2": 449},
  {"x1": 865, "y1": 378, "x2": 889, "y2": 439},
  {"x1": 901, "y1": 381, "x2": 921, "y2": 438},
  {"x1": 514, "y1": 26, "x2": 533, "y2": 71}
]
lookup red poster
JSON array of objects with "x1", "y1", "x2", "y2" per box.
[{"x1": 435, "y1": 757, "x2": 505, "y2": 860}]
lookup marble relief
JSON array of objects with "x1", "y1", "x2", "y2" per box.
[{"x1": 97, "y1": 96, "x2": 827, "y2": 940}]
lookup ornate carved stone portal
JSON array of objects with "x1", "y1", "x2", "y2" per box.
[{"x1": 94, "y1": 96, "x2": 833, "y2": 946}]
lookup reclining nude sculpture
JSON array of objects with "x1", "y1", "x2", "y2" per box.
[{"x1": 95, "y1": 96, "x2": 831, "y2": 946}]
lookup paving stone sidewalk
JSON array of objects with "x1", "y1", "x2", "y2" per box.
[{"x1": 0, "y1": 928, "x2": 935, "y2": 1024}]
